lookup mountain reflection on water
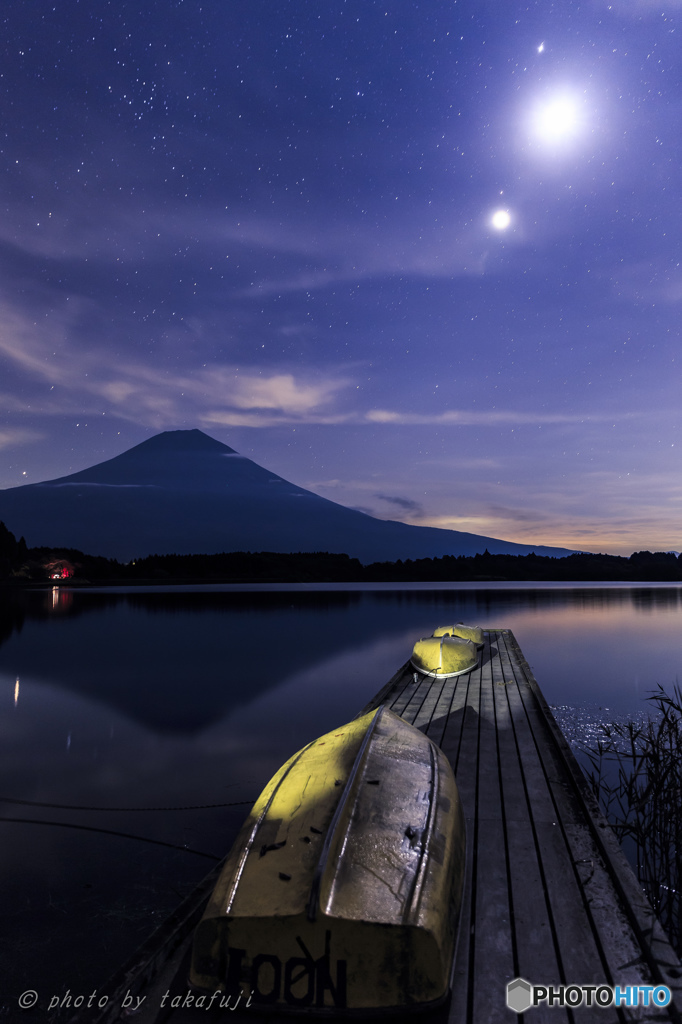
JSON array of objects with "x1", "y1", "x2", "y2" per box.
[
  {"x1": 3, "y1": 583, "x2": 682, "y2": 732},
  {"x1": 1, "y1": 582, "x2": 682, "y2": 1017}
]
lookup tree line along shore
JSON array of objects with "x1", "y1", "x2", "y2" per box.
[{"x1": 1, "y1": 521, "x2": 681, "y2": 584}]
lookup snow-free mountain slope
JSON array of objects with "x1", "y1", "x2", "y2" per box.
[{"x1": 0, "y1": 430, "x2": 574, "y2": 562}]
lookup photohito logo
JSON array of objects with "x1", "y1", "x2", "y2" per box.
[{"x1": 506, "y1": 977, "x2": 672, "y2": 1012}]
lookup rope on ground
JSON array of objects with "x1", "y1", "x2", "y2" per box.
[
  {"x1": 0, "y1": 817, "x2": 222, "y2": 860},
  {"x1": 0, "y1": 796, "x2": 255, "y2": 811}
]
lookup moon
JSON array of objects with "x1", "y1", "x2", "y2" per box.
[
  {"x1": 491, "y1": 209, "x2": 511, "y2": 230},
  {"x1": 530, "y1": 95, "x2": 580, "y2": 145}
]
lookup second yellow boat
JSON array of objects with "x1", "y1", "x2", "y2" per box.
[
  {"x1": 410, "y1": 635, "x2": 478, "y2": 678},
  {"x1": 432, "y1": 622, "x2": 485, "y2": 648}
]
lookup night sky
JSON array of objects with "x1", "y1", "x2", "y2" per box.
[{"x1": 0, "y1": 0, "x2": 679, "y2": 555}]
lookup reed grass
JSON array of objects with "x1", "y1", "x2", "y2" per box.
[{"x1": 585, "y1": 684, "x2": 682, "y2": 956}]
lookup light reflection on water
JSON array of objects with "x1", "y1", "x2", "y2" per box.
[
  {"x1": 1, "y1": 582, "x2": 682, "y2": 1015},
  {"x1": 549, "y1": 702, "x2": 657, "y2": 761}
]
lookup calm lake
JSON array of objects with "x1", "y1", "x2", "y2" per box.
[{"x1": 2, "y1": 582, "x2": 682, "y2": 1019}]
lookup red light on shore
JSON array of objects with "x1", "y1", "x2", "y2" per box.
[{"x1": 46, "y1": 561, "x2": 75, "y2": 580}]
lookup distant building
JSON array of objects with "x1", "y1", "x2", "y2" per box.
[{"x1": 45, "y1": 560, "x2": 74, "y2": 580}]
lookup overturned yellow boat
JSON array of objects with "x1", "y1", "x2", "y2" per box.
[
  {"x1": 410, "y1": 635, "x2": 478, "y2": 678},
  {"x1": 433, "y1": 622, "x2": 485, "y2": 648},
  {"x1": 190, "y1": 706, "x2": 466, "y2": 1013}
]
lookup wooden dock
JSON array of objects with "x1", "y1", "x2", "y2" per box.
[
  {"x1": 71, "y1": 630, "x2": 682, "y2": 1024},
  {"x1": 361, "y1": 629, "x2": 682, "y2": 1023}
]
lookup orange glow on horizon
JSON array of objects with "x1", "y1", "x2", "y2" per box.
[{"x1": 408, "y1": 515, "x2": 679, "y2": 558}]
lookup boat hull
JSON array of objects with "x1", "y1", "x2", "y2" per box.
[
  {"x1": 190, "y1": 707, "x2": 465, "y2": 1013},
  {"x1": 432, "y1": 623, "x2": 485, "y2": 648},
  {"x1": 410, "y1": 635, "x2": 478, "y2": 678}
]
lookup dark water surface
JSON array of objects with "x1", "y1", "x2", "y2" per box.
[{"x1": 2, "y1": 582, "x2": 682, "y2": 1018}]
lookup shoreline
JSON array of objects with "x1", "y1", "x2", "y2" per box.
[{"x1": 4, "y1": 577, "x2": 682, "y2": 592}]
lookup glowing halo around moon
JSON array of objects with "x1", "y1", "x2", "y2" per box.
[
  {"x1": 528, "y1": 92, "x2": 584, "y2": 148},
  {"x1": 491, "y1": 209, "x2": 511, "y2": 231},
  {"x1": 534, "y1": 97, "x2": 577, "y2": 139}
]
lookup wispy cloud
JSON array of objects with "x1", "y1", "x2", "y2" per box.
[
  {"x1": 0, "y1": 392, "x2": 49, "y2": 414},
  {"x1": 365, "y1": 408, "x2": 610, "y2": 426},
  {"x1": 227, "y1": 373, "x2": 345, "y2": 414},
  {"x1": 0, "y1": 293, "x2": 645, "y2": 436},
  {"x1": 375, "y1": 493, "x2": 424, "y2": 516},
  {"x1": 232, "y1": 223, "x2": 492, "y2": 297},
  {"x1": 0, "y1": 428, "x2": 44, "y2": 450},
  {"x1": 200, "y1": 410, "x2": 353, "y2": 428},
  {"x1": 0, "y1": 295, "x2": 357, "y2": 427},
  {"x1": 416, "y1": 504, "x2": 553, "y2": 533},
  {"x1": 90, "y1": 364, "x2": 354, "y2": 427},
  {"x1": 0, "y1": 304, "x2": 74, "y2": 383},
  {"x1": 609, "y1": 258, "x2": 682, "y2": 305},
  {"x1": 0, "y1": 183, "x2": 495, "y2": 302}
]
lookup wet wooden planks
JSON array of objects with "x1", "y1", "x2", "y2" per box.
[{"x1": 361, "y1": 629, "x2": 682, "y2": 1024}]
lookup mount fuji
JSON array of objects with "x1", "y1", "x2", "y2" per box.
[{"x1": 0, "y1": 430, "x2": 574, "y2": 562}]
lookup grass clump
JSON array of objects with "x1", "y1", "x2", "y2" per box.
[{"x1": 585, "y1": 685, "x2": 682, "y2": 956}]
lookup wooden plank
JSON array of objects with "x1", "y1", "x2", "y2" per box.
[
  {"x1": 412, "y1": 673, "x2": 450, "y2": 731},
  {"x1": 438, "y1": 652, "x2": 483, "y2": 781},
  {"x1": 389, "y1": 670, "x2": 426, "y2": 718},
  {"x1": 399, "y1": 675, "x2": 438, "y2": 724},
  {"x1": 487, "y1": 639, "x2": 568, "y2": 1004},
  {"x1": 426, "y1": 671, "x2": 472, "y2": 757},
  {"x1": 445, "y1": 805, "x2": 475, "y2": 1024},
  {"x1": 494, "y1": 633, "x2": 624, "y2": 1021},
  {"x1": 500, "y1": 631, "x2": 682, "y2": 1019},
  {"x1": 502, "y1": 631, "x2": 682, "y2": 1020},
  {"x1": 422, "y1": 676, "x2": 459, "y2": 746},
  {"x1": 443, "y1": 678, "x2": 479, "y2": 1023},
  {"x1": 483, "y1": 634, "x2": 622, "y2": 1022},
  {"x1": 439, "y1": 646, "x2": 489, "y2": 1024},
  {"x1": 466, "y1": 643, "x2": 517, "y2": 1024}
]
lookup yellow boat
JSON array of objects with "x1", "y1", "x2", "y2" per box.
[
  {"x1": 190, "y1": 706, "x2": 466, "y2": 1013},
  {"x1": 410, "y1": 635, "x2": 478, "y2": 678},
  {"x1": 432, "y1": 622, "x2": 485, "y2": 648}
]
